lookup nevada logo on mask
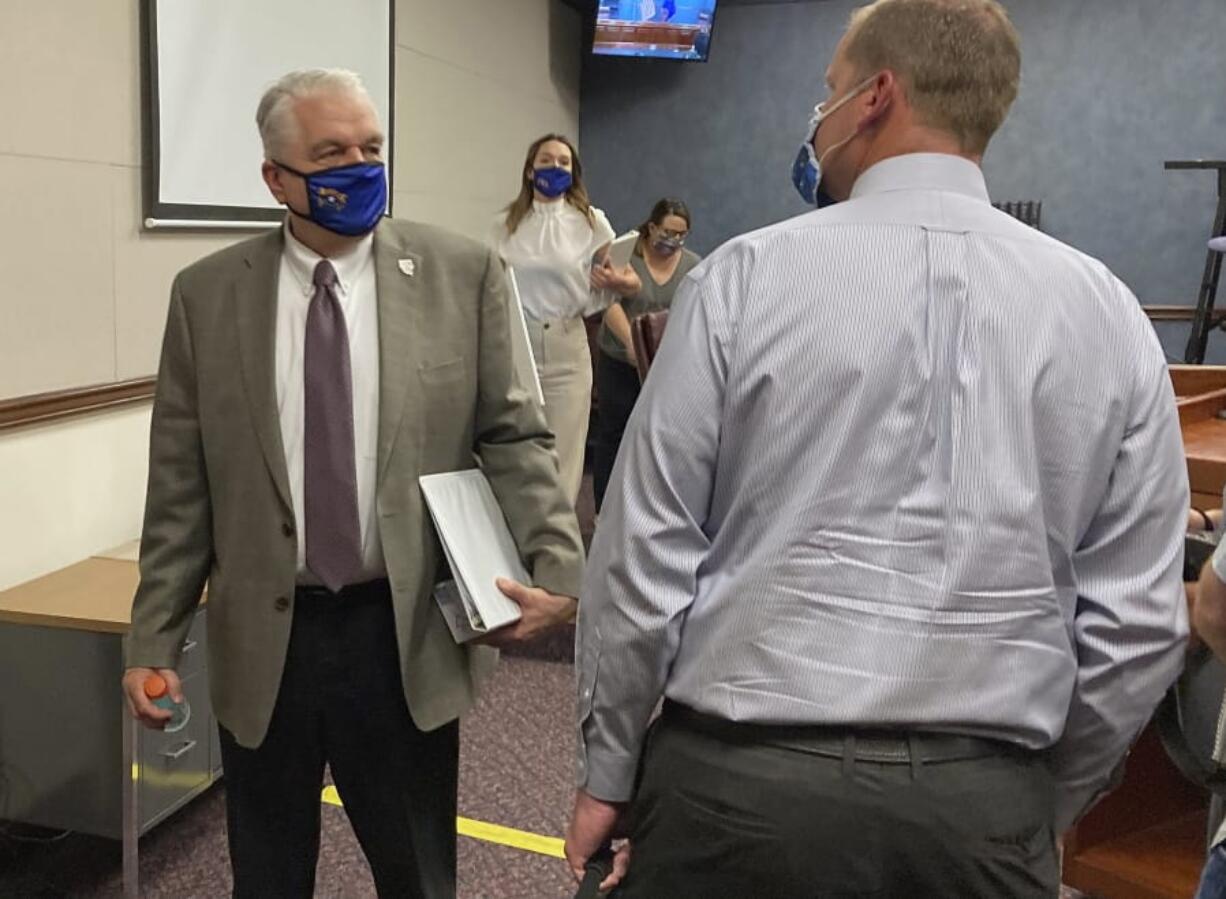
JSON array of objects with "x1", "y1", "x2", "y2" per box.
[
  {"x1": 314, "y1": 187, "x2": 350, "y2": 212},
  {"x1": 275, "y1": 159, "x2": 388, "y2": 236}
]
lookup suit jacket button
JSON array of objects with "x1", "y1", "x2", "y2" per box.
[
  {"x1": 274, "y1": 596, "x2": 290, "y2": 612},
  {"x1": 282, "y1": 522, "x2": 295, "y2": 538}
]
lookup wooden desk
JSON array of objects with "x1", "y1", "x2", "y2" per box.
[
  {"x1": 1173, "y1": 365, "x2": 1226, "y2": 506},
  {"x1": 0, "y1": 544, "x2": 216, "y2": 899},
  {"x1": 1062, "y1": 726, "x2": 1207, "y2": 898},
  {"x1": 0, "y1": 554, "x2": 140, "y2": 632}
]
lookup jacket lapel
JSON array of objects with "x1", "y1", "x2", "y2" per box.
[
  {"x1": 373, "y1": 223, "x2": 425, "y2": 485},
  {"x1": 235, "y1": 228, "x2": 294, "y2": 515}
]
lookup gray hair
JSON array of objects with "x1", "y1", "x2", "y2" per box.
[{"x1": 255, "y1": 68, "x2": 374, "y2": 160}]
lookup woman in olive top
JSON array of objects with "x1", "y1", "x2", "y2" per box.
[
  {"x1": 593, "y1": 198, "x2": 701, "y2": 510},
  {"x1": 488, "y1": 134, "x2": 638, "y2": 505}
]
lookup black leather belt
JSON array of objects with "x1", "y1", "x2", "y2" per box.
[
  {"x1": 661, "y1": 699, "x2": 1030, "y2": 765},
  {"x1": 295, "y1": 578, "x2": 390, "y2": 603}
]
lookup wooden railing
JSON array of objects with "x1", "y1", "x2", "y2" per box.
[{"x1": 0, "y1": 378, "x2": 155, "y2": 433}]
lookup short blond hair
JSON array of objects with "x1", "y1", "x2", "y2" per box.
[{"x1": 843, "y1": 0, "x2": 1020, "y2": 154}]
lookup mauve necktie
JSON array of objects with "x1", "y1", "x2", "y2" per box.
[{"x1": 304, "y1": 259, "x2": 362, "y2": 592}]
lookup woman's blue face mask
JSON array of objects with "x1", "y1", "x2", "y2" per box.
[{"x1": 533, "y1": 166, "x2": 573, "y2": 199}]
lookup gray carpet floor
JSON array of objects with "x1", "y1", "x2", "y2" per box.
[{"x1": 0, "y1": 654, "x2": 578, "y2": 899}]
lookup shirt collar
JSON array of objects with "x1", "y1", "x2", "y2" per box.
[
  {"x1": 532, "y1": 198, "x2": 568, "y2": 217},
  {"x1": 849, "y1": 153, "x2": 990, "y2": 203},
  {"x1": 282, "y1": 222, "x2": 374, "y2": 298}
]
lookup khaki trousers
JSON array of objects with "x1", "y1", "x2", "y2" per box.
[{"x1": 526, "y1": 317, "x2": 591, "y2": 505}]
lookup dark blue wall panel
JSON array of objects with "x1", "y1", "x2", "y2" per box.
[{"x1": 580, "y1": 0, "x2": 1226, "y2": 359}]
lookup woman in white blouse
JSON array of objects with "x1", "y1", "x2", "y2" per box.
[{"x1": 488, "y1": 134, "x2": 638, "y2": 505}]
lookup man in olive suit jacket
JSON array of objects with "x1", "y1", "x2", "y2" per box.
[{"x1": 122, "y1": 69, "x2": 583, "y2": 899}]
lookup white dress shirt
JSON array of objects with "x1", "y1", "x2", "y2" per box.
[
  {"x1": 577, "y1": 153, "x2": 1189, "y2": 833},
  {"x1": 276, "y1": 224, "x2": 385, "y2": 583},
  {"x1": 488, "y1": 200, "x2": 616, "y2": 321}
]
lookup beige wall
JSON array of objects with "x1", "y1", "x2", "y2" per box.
[
  {"x1": 0, "y1": 407, "x2": 153, "y2": 591},
  {"x1": 0, "y1": 0, "x2": 237, "y2": 398},
  {"x1": 0, "y1": 0, "x2": 581, "y2": 591},
  {"x1": 393, "y1": 0, "x2": 582, "y2": 240}
]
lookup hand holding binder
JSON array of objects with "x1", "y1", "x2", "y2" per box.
[
  {"x1": 476, "y1": 577, "x2": 578, "y2": 648},
  {"x1": 420, "y1": 469, "x2": 576, "y2": 644},
  {"x1": 421, "y1": 469, "x2": 528, "y2": 643}
]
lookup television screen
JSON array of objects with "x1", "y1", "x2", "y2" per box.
[{"x1": 593, "y1": 1, "x2": 719, "y2": 62}]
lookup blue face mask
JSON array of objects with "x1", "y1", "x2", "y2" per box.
[
  {"x1": 791, "y1": 75, "x2": 878, "y2": 208},
  {"x1": 533, "y1": 166, "x2": 573, "y2": 199},
  {"x1": 277, "y1": 160, "x2": 387, "y2": 236},
  {"x1": 791, "y1": 120, "x2": 838, "y2": 209}
]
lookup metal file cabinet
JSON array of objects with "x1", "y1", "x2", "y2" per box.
[{"x1": 0, "y1": 550, "x2": 218, "y2": 899}]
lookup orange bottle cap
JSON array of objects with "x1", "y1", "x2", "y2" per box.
[{"x1": 143, "y1": 674, "x2": 168, "y2": 699}]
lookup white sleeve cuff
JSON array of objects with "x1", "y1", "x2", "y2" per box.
[{"x1": 1211, "y1": 535, "x2": 1226, "y2": 583}]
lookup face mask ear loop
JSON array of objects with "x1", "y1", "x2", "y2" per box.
[
  {"x1": 844, "y1": 87, "x2": 894, "y2": 187},
  {"x1": 816, "y1": 73, "x2": 890, "y2": 180},
  {"x1": 816, "y1": 131, "x2": 857, "y2": 172}
]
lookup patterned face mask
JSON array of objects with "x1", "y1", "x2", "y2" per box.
[
  {"x1": 277, "y1": 160, "x2": 388, "y2": 236},
  {"x1": 791, "y1": 74, "x2": 878, "y2": 207}
]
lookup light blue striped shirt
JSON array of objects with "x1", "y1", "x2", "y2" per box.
[{"x1": 577, "y1": 153, "x2": 1189, "y2": 832}]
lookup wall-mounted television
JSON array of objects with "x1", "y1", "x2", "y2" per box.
[{"x1": 593, "y1": 0, "x2": 719, "y2": 62}]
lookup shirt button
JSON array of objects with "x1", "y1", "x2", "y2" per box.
[
  {"x1": 274, "y1": 596, "x2": 291, "y2": 612},
  {"x1": 543, "y1": 322, "x2": 551, "y2": 330},
  {"x1": 282, "y1": 522, "x2": 295, "y2": 538}
]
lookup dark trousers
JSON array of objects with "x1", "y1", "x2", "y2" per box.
[
  {"x1": 1199, "y1": 843, "x2": 1226, "y2": 899},
  {"x1": 593, "y1": 351, "x2": 642, "y2": 511},
  {"x1": 1199, "y1": 842, "x2": 1226, "y2": 899},
  {"x1": 614, "y1": 703, "x2": 1059, "y2": 899},
  {"x1": 218, "y1": 581, "x2": 458, "y2": 899}
]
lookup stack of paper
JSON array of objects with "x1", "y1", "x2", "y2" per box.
[{"x1": 420, "y1": 469, "x2": 528, "y2": 643}]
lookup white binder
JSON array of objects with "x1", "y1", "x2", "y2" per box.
[
  {"x1": 505, "y1": 267, "x2": 545, "y2": 406},
  {"x1": 604, "y1": 229, "x2": 640, "y2": 270},
  {"x1": 419, "y1": 469, "x2": 528, "y2": 643}
]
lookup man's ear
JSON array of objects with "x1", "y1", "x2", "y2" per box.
[
  {"x1": 863, "y1": 70, "x2": 898, "y2": 125},
  {"x1": 262, "y1": 160, "x2": 287, "y2": 204}
]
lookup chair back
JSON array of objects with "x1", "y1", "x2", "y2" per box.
[
  {"x1": 992, "y1": 199, "x2": 1042, "y2": 229},
  {"x1": 630, "y1": 310, "x2": 670, "y2": 383}
]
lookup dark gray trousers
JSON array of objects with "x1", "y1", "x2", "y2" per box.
[
  {"x1": 219, "y1": 581, "x2": 458, "y2": 899},
  {"x1": 613, "y1": 704, "x2": 1059, "y2": 899}
]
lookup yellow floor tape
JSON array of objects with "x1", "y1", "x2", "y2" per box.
[{"x1": 320, "y1": 785, "x2": 566, "y2": 859}]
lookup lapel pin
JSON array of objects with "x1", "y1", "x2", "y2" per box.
[{"x1": 398, "y1": 258, "x2": 416, "y2": 277}]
